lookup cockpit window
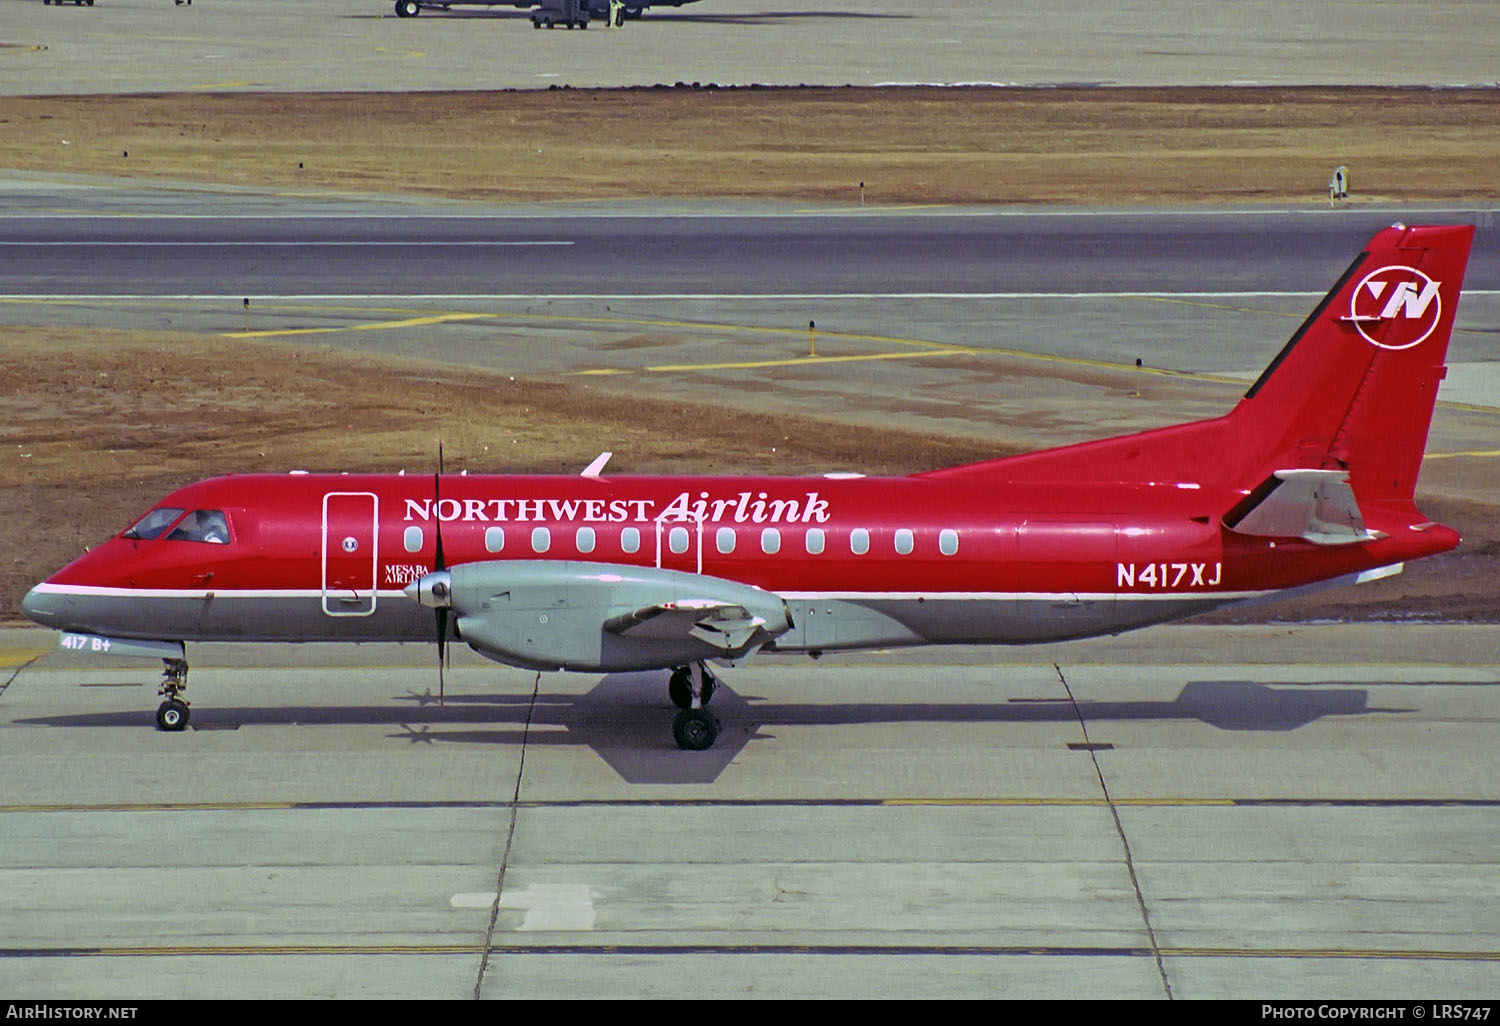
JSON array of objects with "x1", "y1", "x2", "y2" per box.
[
  {"x1": 166, "y1": 509, "x2": 231, "y2": 545},
  {"x1": 122, "y1": 507, "x2": 185, "y2": 541}
]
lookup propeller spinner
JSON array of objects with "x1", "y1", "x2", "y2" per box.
[{"x1": 405, "y1": 570, "x2": 452, "y2": 610}]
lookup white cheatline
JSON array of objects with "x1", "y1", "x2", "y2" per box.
[{"x1": 32, "y1": 583, "x2": 1266, "y2": 603}]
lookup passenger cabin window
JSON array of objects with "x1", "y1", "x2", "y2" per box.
[
  {"x1": 939, "y1": 529, "x2": 959, "y2": 556},
  {"x1": 404, "y1": 526, "x2": 424, "y2": 553},
  {"x1": 122, "y1": 507, "x2": 185, "y2": 541},
  {"x1": 621, "y1": 527, "x2": 641, "y2": 554},
  {"x1": 894, "y1": 528, "x2": 914, "y2": 555},
  {"x1": 716, "y1": 528, "x2": 736, "y2": 554},
  {"x1": 165, "y1": 509, "x2": 230, "y2": 545},
  {"x1": 485, "y1": 527, "x2": 505, "y2": 553},
  {"x1": 577, "y1": 527, "x2": 596, "y2": 554},
  {"x1": 850, "y1": 528, "x2": 870, "y2": 555},
  {"x1": 669, "y1": 526, "x2": 691, "y2": 555},
  {"x1": 531, "y1": 527, "x2": 551, "y2": 554},
  {"x1": 806, "y1": 528, "x2": 825, "y2": 555},
  {"x1": 761, "y1": 528, "x2": 781, "y2": 554}
]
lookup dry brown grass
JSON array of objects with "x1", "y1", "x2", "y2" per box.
[{"x1": 2, "y1": 86, "x2": 1498, "y2": 204}]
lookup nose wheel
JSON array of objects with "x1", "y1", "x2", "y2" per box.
[
  {"x1": 668, "y1": 663, "x2": 720, "y2": 750},
  {"x1": 155, "y1": 657, "x2": 191, "y2": 732},
  {"x1": 156, "y1": 698, "x2": 190, "y2": 731}
]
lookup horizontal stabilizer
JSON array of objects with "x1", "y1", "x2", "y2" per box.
[{"x1": 1223, "y1": 469, "x2": 1383, "y2": 546}]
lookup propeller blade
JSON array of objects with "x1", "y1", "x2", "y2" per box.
[
  {"x1": 437, "y1": 605, "x2": 447, "y2": 707},
  {"x1": 433, "y1": 442, "x2": 446, "y2": 573},
  {"x1": 434, "y1": 441, "x2": 447, "y2": 705},
  {"x1": 404, "y1": 571, "x2": 453, "y2": 708}
]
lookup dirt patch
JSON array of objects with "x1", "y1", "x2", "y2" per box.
[{"x1": 2, "y1": 86, "x2": 1498, "y2": 205}]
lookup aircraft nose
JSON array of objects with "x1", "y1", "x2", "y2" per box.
[{"x1": 20, "y1": 584, "x2": 59, "y2": 627}]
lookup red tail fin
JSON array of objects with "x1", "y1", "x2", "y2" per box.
[
  {"x1": 923, "y1": 223, "x2": 1475, "y2": 504},
  {"x1": 1231, "y1": 223, "x2": 1473, "y2": 503}
]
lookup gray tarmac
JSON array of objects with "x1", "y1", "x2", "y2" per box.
[
  {"x1": 2, "y1": 623, "x2": 1497, "y2": 998},
  {"x1": 2, "y1": 0, "x2": 1499, "y2": 94},
  {"x1": 5, "y1": 198, "x2": 1500, "y2": 295}
]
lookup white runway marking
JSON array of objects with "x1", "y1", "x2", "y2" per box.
[{"x1": 502, "y1": 885, "x2": 598, "y2": 931}]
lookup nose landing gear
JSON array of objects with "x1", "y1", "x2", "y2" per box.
[{"x1": 156, "y1": 657, "x2": 190, "y2": 732}]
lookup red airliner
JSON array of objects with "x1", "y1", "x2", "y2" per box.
[{"x1": 23, "y1": 223, "x2": 1475, "y2": 749}]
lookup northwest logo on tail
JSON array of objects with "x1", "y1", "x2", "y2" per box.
[{"x1": 1346, "y1": 265, "x2": 1443, "y2": 351}]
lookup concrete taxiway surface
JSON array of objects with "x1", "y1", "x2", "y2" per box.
[
  {"x1": 1, "y1": 624, "x2": 1497, "y2": 999},
  {"x1": 3, "y1": 0, "x2": 1499, "y2": 94}
]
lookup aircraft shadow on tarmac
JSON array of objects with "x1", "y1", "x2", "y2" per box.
[
  {"x1": 20, "y1": 675, "x2": 1419, "y2": 784},
  {"x1": 623, "y1": 11, "x2": 915, "y2": 23},
  {"x1": 351, "y1": 10, "x2": 911, "y2": 22}
]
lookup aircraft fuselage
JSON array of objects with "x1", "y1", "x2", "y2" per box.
[{"x1": 23, "y1": 469, "x2": 1450, "y2": 662}]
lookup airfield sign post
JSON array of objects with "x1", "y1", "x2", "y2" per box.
[{"x1": 1329, "y1": 165, "x2": 1350, "y2": 207}]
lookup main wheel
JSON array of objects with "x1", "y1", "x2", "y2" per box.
[
  {"x1": 156, "y1": 699, "x2": 190, "y2": 732},
  {"x1": 673, "y1": 709, "x2": 719, "y2": 751},
  {"x1": 395, "y1": 0, "x2": 419, "y2": 16}
]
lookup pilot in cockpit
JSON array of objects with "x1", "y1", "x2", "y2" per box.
[{"x1": 166, "y1": 509, "x2": 231, "y2": 545}]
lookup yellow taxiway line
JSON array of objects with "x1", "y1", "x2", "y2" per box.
[{"x1": 223, "y1": 312, "x2": 488, "y2": 339}]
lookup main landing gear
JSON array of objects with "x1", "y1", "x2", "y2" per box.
[
  {"x1": 156, "y1": 657, "x2": 190, "y2": 732},
  {"x1": 668, "y1": 662, "x2": 720, "y2": 751}
]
